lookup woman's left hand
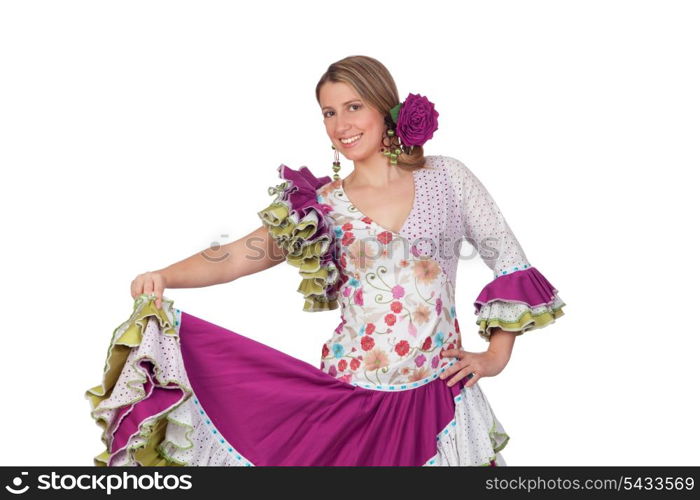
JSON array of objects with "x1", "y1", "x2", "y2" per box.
[{"x1": 439, "y1": 349, "x2": 509, "y2": 388}]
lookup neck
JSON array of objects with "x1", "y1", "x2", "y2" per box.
[{"x1": 347, "y1": 151, "x2": 405, "y2": 188}]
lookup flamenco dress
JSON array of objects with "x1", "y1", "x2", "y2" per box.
[{"x1": 85, "y1": 155, "x2": 565, "y2": 466}]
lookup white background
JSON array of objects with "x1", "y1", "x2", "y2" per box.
[{"x1": 1, "y1": 0, "x2": 698, "y2": 466}]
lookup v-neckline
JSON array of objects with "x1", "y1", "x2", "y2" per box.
[{"x1": 338, "y1": 168, "x2": 417, "y2": 236}]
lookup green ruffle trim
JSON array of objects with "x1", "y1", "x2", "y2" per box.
[
  {"x1": 84, "y1": 293, "x2": 191, "y2": 466},
  {"x1": 479, "y1": 408, "x2": 510, "y2": 466},
  {"x1": 258, "y1": 184, "x2": 340, "y2": 312},
  {"x1": 477, "y1": 302, "x2": 566, "y2": 341}
]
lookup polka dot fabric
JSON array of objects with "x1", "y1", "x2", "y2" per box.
[
  {"x1": 318, "y1": 155, "x2": 564, "y2": 344},
  {"x1": 398, "y1": 156, "x2": 463, "y2": 286},
  {"x1": 327, "y1": 154, "x2": 531, "y2": 285},
  {"x1": 416, "y1": 156, "x2": 565, "y2": 341},
  {"x1": 440, "y1": 156, "x2": 531, "y2": 277},
  {"x1": 428, "y1": 384, "x2": 509, "y2": 466}
]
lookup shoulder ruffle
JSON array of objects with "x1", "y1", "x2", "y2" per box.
[
  {"x1": 257, "y1": 163, "x2": 342, "y2": 312},
  {"x1": 473, "y1": 266, "x2": 566, "y2": 341}
]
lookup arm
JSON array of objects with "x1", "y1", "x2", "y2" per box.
[
  {"x1": 487, "y1": 327, "x2": 516, "y2": 365},
  {"x1": 450, "y1": 155, "x2": 565, "y2": 341},
  {"x1": 156, "y1": 224, "x2": 287, "y2": 289}
]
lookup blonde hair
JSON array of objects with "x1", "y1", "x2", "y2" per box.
[{"x1": 315, "y1": 55, "x2": 427, "y2": 170}]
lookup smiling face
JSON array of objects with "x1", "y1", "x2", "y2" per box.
[{"x1": 319, "y1": 81, "x2": 386, "y2": 162}]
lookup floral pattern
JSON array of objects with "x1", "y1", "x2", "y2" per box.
[
  {"x1": 317, "y1": 179, "x2": 463, "y2": 387},
  {"x1": 265, "y1": 155, "x2": 565, "y2": 388}
]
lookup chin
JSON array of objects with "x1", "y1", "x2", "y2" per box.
[{"x1": 346, "y1": 145, "x2": 375, "y2": 159}]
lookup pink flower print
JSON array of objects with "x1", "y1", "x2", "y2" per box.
[
  {"x1": 411, "y1": 245, "x2": 422, "y2": 258},
  {"x1": 391, "y1": 285, "x2": 405, "y2": 299},
  {"x1": 414, "y1": 353, "x2": 426, "y2": 367},
  {"x1": 317, "y1": 203, "x2": 333, "y2": 215},
  {"x1": 365, "y1": 323, "x2": 376, "y2": 335},
  {"x1": 454, "y1": 317, "x2": 461, "y2": 334},
  {"x1": 364, "y1": 349, "x2": 390, "y2": 371},
  {"x1": 361, "y1": 335, "x2": 375, "y2": 351},
  {"x1": 334, "y1": 317, "x2": 347, "y2": 334},
  {"x1": 343, "y1": 286, "x2": 352, "y2": 297},
  {"x1": 431, "y1": 355, "x2": 440, "y2": 369},
  {"x1": 390, "y1": 301, "x2": 403, "y2": 313},
  {"x1": 407, "y1": 320, "x2": 417, "y2": 338},
  {"x1": 435, "y1": 297, "x2": 443, "y2": 315},
  {"x1": 350, "y1": 358, "x2": 360, "y2": 371},
  {"x1": 361, "y1": 216, "x2": 372, "y2": 225},
  {"x1": 339, "y1": 374, "x2": 353, "y2": 384},
  {"x1": 347, "y1": 239, "x2": 379, "y2": 270},
  {"x1": 413, "y1": 304, "x2": 431, "y2": 325},
  {"x1": 421, "y1": 337, "x2": 432, "y2": 350},
  {"x1": 342, "y1": 222, "x2": 353, "y2": 231},
  {"x1": 338, "y1": 359, "x2": 347, "y2": 371},
  {"x1": 328, "y1": 364, "x2": 337, "y2": 377},
  {"x1": 395, "y1": 340, "x2": 410, "y2": 357},
  {"x1": 354, "y1": 287, "x2": 364, "y2": 305},
  {"x1": 413, "y1": 258, "x2": 441, "y2": 284},
  {"x1": 342, "y1": 232, "x2": 356, "y2": 247},
  {"x1": 384, "y1": 313, "x2": 397, "y2": 326},
  {"x1": 409, "y1": 365, "x2": 431, "y2": 382},
  {"x1": 377, "y1": 231, "x2": 393, "y2": 245},
  {"x1": 322, "y1": 344, "x2": 329, "y2": 358}
]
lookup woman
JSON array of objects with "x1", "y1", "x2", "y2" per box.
[{"x1": 86, "y1": 55, "x2": 566, "y2": 466}]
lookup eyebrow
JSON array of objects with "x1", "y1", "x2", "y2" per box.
[{"x1": 321, "y1": 99, "x2": 360, "y2": 112}]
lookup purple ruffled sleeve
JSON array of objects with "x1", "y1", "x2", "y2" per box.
[
  {"x1": 257, "y1": 163, "x2": 343, "y2": 312},
  {"x1": 446, "y1": 156, "x2": 566, "y2": 341}
]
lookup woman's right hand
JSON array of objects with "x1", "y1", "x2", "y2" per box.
[{"x1": 131, "y1": 271, "x2": 168, "y2": 309}]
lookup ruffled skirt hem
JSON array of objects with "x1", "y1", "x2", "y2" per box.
[{"x1": 86, "y1": 294, "x2": 510, "y2": 466}]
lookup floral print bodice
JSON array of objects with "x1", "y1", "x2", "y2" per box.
[
  {"x1": 315, "y1": 170, "x2": 464, "y2": 388},
  {"x1": 257, "y1": 154, "x2": 566, "y2": 391}
]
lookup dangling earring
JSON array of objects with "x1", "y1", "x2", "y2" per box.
[
  {"x1": 380, "y1": 127, "x2": 403, "y2": 166},
  {"x1": 331, "y1": 144, "x2": 341, "y2": 181}
]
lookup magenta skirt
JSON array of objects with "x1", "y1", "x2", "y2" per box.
[{"x1": 85, "y1": 295, "x2": 507, "y2": 466}]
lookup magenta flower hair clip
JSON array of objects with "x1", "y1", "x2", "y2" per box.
[{"x1": 383, "y1": 93, "x2": 440, "y2": 165}]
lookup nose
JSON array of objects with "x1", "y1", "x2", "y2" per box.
[{"x1": 334, "y1": 114, "x2": 352, "y2": 137}]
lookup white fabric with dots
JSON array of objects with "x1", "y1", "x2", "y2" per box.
[
  {"x1": 475, "y1": 295, "x2": 567, "y2": 341},
  {"x1": 381, "y1": 155, "x2": 532, "y2": 284},
  {"x1": 440, "y1": 155, "x2": 531, "y2": 278},
  {"x1": 426, "y1": 383, "x2": 510, "y2": 466},
  {"x1": 160, "y1": 397, "x2": 248, "y2": 466},
  {"x1": 396, "y1": 156, "x2": 463, "y2": 285},
  {"x1": 104, "y1": 315, "x2": 193, "y2": 466}
]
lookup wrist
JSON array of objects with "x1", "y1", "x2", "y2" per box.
[
  {"x1": 486, "y1": 329, "x2": 515, "y2": 362},
  {"x1": 155, "y1": 268, "x2": 171, "y2": 289},
  {"x1": 487, "y1": 345, "x2": 509, "y2": 362}
]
